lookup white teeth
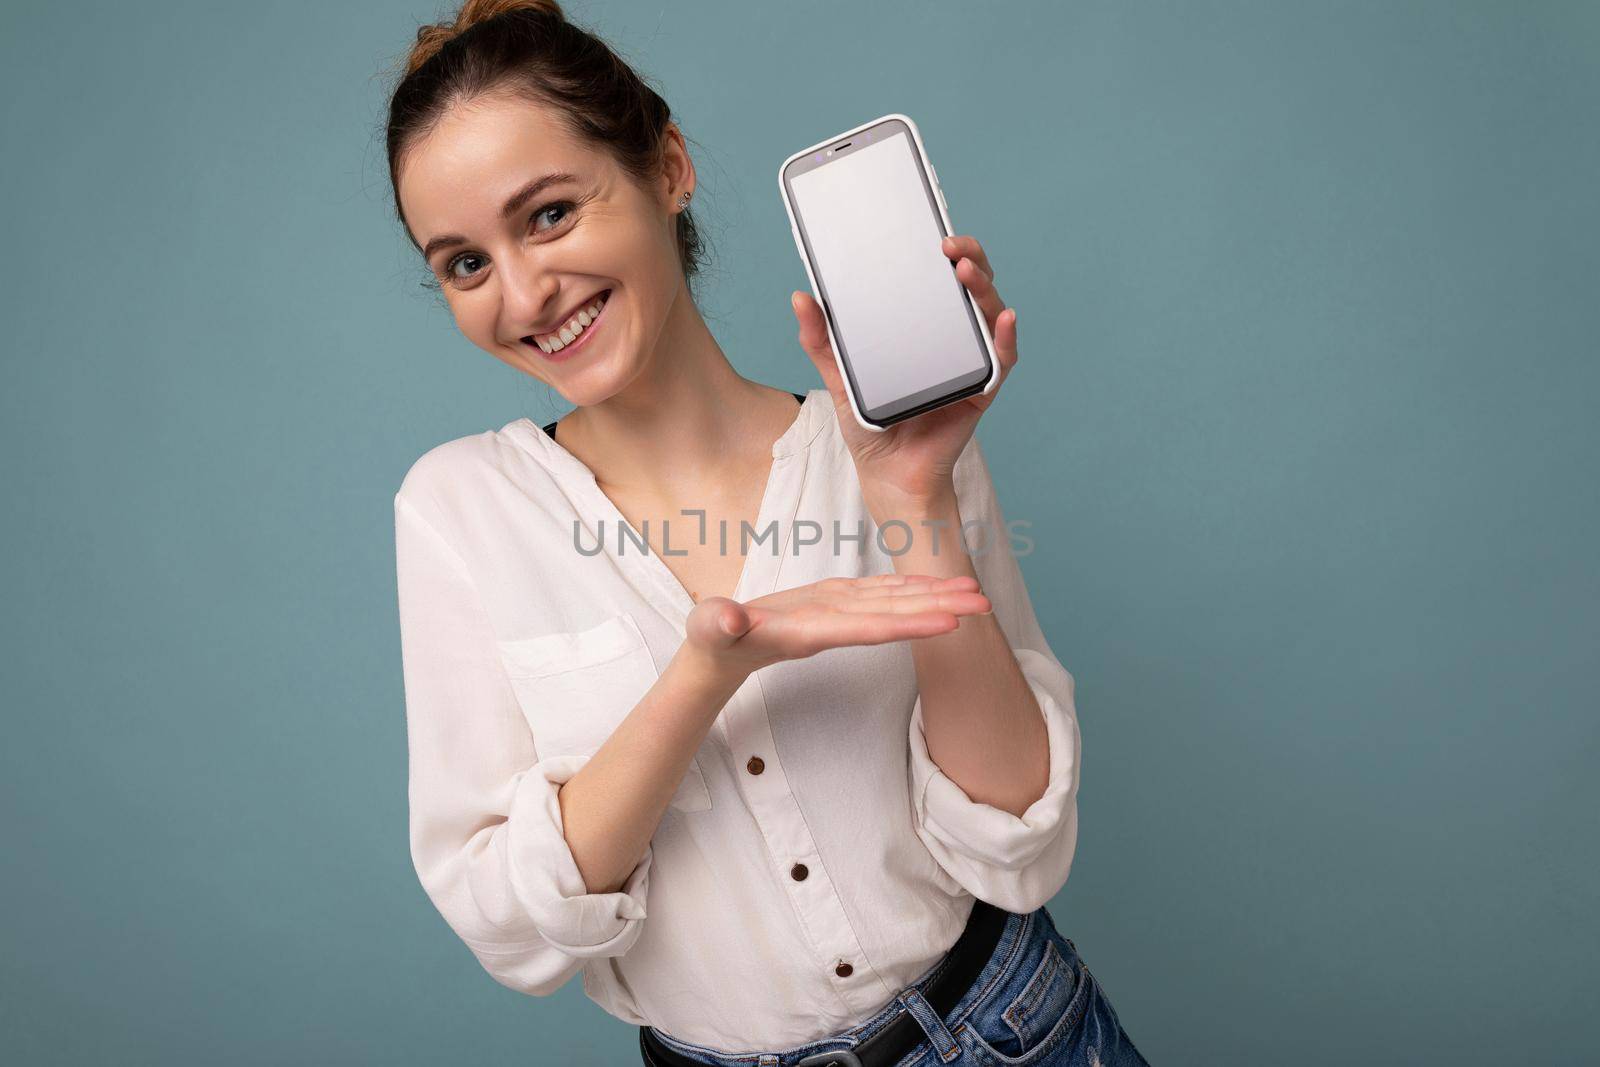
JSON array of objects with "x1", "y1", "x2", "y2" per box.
[{"x1": 536, "y1": 292, "x2": 608, "y2": 352}]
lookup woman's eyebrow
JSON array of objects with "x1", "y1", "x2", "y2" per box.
[{"x1": 420, "y1": 171, "x2": 583, "y2": 261}]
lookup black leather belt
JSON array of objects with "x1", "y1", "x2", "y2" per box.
[{"x1": 639, "y1": 898, "x2": 1009, "y2": 1067}]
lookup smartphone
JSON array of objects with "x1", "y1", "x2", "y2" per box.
[{"x1": 778, "y1": 113, "x2": 1000, "y2": 433}]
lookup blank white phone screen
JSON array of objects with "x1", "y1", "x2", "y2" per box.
[{"x1": 789, "y1": 131, "x2": 985, "y2": 412}]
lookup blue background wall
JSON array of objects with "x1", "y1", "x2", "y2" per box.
[{"x1": 2, "y1": 1, "x2": 1596, "y2": 1063}]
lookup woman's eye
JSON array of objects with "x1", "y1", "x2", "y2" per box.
[
  {"x1": 439, "y1": 201, "x2": 576, "y2": 286},
  {"x1": 532, "y1": 200, "x2": 574, "y2": 233},
  {"x1": 447, "y1": 253, "x2": 487, "y2": 281}
]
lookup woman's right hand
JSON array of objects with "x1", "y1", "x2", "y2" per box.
[{"x1": 680, "y1": 574, "x2": 991, "y2": 683}]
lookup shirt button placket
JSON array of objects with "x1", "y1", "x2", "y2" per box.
[{"x1": 726, "y1": 678, "x2": 876, "y2": 1010}]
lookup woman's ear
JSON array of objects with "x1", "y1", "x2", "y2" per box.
[{"x1": 659, "y1": 122, "x2": 695, "y2": 210}]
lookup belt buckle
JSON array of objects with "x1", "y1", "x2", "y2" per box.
[{"x1": 795, "y1": 1051, "x2": 863, "y2": 1067}]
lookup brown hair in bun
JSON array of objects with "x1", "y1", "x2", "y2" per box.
[{"x1": 384, "y1": 0, "x2": 704, "y2": 288}]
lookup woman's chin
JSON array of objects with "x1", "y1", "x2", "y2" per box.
[{"x1": 545, "y1": 356, "x2": 641, "y2": 409}]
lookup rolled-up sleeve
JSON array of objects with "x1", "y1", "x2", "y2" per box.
[
  {"x1": 906, "y1": 436, "x2": 1082, "y2": 915},
  {"x1": 394, "y1": 489, "x2": 650, "y2": 995}
]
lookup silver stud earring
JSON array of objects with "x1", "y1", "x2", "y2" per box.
[{"x1": 677, "y1": 191, "x2": 692, "y2": 210}]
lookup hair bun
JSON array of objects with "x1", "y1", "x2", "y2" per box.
[{"x1": 406, "y1": 0, "x2": 566, "y2": 76}]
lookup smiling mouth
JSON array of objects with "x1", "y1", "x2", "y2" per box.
[{"x1": 524, "y1": 289, "x2": 612, "y2": 356}]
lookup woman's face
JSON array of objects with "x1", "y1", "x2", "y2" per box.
[{"x1": 395, "y1": 92, "x2": 690, "y2": 405}]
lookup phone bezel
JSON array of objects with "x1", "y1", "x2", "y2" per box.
[{"x1": 778, "y1": 113, "x2": 1001, "y2": 433}]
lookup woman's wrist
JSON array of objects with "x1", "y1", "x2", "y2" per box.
[
  {"x1": 862, "y1": 480, "x2": 959, "y2": 531},
  {"x1": 666, "y1": 639, "x2": 751, "y2": 708}
]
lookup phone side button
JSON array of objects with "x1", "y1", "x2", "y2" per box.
[{"x1": 929, "y1": 165, "x2": 949, "y2": 212}]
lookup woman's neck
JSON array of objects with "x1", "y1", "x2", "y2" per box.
[{"x1": 555, "y1": 288, "x2": 802, "y2": 499}]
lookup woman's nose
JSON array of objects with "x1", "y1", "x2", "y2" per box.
[{"x1": 496, "y1": 254, "x2": 558, "y2": 333}]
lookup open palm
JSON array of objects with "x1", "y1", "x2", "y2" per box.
[{"x1": 685, "y1": 573, "x2": 991, "y2": 678}]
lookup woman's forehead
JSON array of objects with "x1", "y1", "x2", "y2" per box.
[{"x1": 399, "y1": 97, "x2": 598, "y2": 226}]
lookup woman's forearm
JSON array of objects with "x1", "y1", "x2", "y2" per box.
[
  {"x1": 556, "y1": 645, "x2": 746, "y2": 894},
  {"x1": 878, "y1": 489, "x2": 1049, "y2": 817}
]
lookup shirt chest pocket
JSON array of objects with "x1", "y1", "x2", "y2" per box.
[{"x1": 495, "y1": 612, "x2": 713, "y2": 814}]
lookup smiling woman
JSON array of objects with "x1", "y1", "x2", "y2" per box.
[
  {"x1": 388, "y1": 0, "x2": 706, "y2": 285},
  {"x1": 383, "y1": 0, "x2": 712, "y2": 409},
  {"x1": 382, "y1": 2, "x2": 1148, "y2": 1065}
]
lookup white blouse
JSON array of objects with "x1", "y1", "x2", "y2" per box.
[{"x1": 393, "y1": 389, "x2": 1082, "y2": 1051}]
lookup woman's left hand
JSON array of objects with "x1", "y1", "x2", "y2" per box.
[{"x1": 791, "y1": 233, "x2": 1018, "y2": 519}]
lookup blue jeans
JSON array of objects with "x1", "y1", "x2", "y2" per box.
[{"x1": 640, "y1": 904, "x2": 1152, "y2": 1066}]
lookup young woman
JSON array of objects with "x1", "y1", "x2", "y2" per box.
[{"x1": 387, "y1": 2, "x2": 1151, "y2": 1064}]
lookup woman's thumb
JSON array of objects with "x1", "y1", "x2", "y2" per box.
[
  {"x1": 689, "y1": 597, "x2": 750, "y2": 649},
  {"x1": 716, "y1": 602, "x2": 751, "y2": 639},
  {"x1": 791, "y1": 291, "x2": 845, "y2": 397}
]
